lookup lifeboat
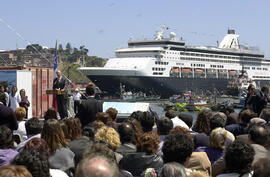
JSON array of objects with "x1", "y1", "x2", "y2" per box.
[
  {"x1": 181, "y1": 68, "x2": 192, "y2": 72},
  {"x1": 171, "y1": 67, "x2": 180, "y2": 72},
  {"x1": 229, "y1": 70, "x2": 237, "y2": 75},
  {"x1": 195, "y1": 68, "x2": 204, "y2": 73}
]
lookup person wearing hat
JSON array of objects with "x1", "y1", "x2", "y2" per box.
[{"x1": 73, "y1": 88, "x2": 81, "y2": 114}]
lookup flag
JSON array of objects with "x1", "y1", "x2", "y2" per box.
[
  {"x1": 53, "y1": 40, "x2": 58, "y2": 110},
  {"x1": 54, "y1": 40, "x2": 58, "y2": 78}
]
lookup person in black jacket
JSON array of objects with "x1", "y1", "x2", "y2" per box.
[
  {"x1": 0, "y1": 96, "x2": 18, "y2": 130},
  {"x1": 254, "y1": 86, "x2": 270, "y2": 116},
  {"x1": 76, "y1": 85, "x2": 103, "y2": 127},
  {"x1": 244, "y1": 84, "x2": 256, "y2": 110},
  {"x1": 53, "y1": 70, "x2": 68, "y2": 119}
]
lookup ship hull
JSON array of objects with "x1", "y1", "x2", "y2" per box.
[{"x1": 88, "y1": 75, "x2": 234, "y2": 98}]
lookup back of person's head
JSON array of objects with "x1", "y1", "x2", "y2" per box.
[
  {"x1": 209, "y1": 128, "x2": 227, "y2": 150},
  {"x1": 24, "y1": 138, "x2": 49, "y2": 160},
  {"x1": 157, "y1": 118, "x2": 173, "y2": 135},
  {"x1": 15, "y1": 107, "x2": 26, "y2": 121},
  {"x1": 260, "y1": 108, "x2": 270, "y2": 122},
  {"x1": 239, "y1": 109, "x2": 257, "y2": 124},
  {"x1": 41, "y1": 119, "x2": 67, "y2": 152},
  {"x1": 95, "y1": 126, "x2": 120, "y2": 151},
  {"x1": 261, "y1": 86, "x2": 269, "y2": 94},
  {"x1": 136, "y1": 132, "x2": 160, "y2": 154},
  {"x1": 169, "y1": 126, "x2": 192, "y2": 139},
  {"x1": 12, "y1": 149, "x2": 50, "y2": 177},
  {"x1": 96, "y1": 112, "x2": 112, "y2": 125},
  {"x1": 130, "y1": 111, "x2": 144, "y2": 121},
  {"x1": 159, "y1": 162, "x2": 187, "y2": 177},
  {"x1": 224, "y1": 106, "x2": 234, "y2": 116},
  {"x1": 76, "y1": 155, "x2": 119, "y2": 177},
  {"x1": 225, "y1": 141, "x2": 255, "y2": 174},
  {"x1": 178, "y1": 113, "x2": 193, "y2": 128},
  {"x1": 86, "y1": 85, "x2": 95, "y2": 96},
  {"x1": 193, "y1": 108, "x2": 212, "y2": 133},
  {"x1": 59, "y1": 120, "x2": 69, "y2": 141},
  {"x1": 83, "y1": 143, "x2": 116, "y2": 163},
  {"x1": 0, "y1": 165, "x2": 33, "y2": 177},
  {"x1": 165, "y1": 110, "x2": 177, "y2": 119},
  {"x1": 65, "y1": 118, "x2": 82, "y2": 141},
  {"x1": 25, "y1": 118, "x2": 42, "y2": 136},
  {"x1": 253, "y1": 158, "x2": 270, "y2": 177},
  {"x1": 186, "y1": 172, "x2": 211, "y2": 177},
  {"x1": 118, "y1": 122, "x2": 135, "y2": 144},
  {"x1": 106, "y1": 108, "x2": 118, "y2": 122},
  {"x1": 0, "y1": 126, "x2": 14, "y2": 149},
  {"x1": 249, "y1": 118, "x2": 266, "y2": 129},
  {"x1": 125, "y1": 118, "x2": 143, "y2": 145},
  {"x1": 210, "y1": 112, "x2": 227, "y2": 130},
  {"x1": 43, "y1": 107, "x2": 57, "y2": 121},
  {"x1": 140, "y1": 111, "x2": 155, "y2": 132},
  {"x1": 92, "y1": 120, "x2": 105, "y2": 129},
  {"x1": 226, "y1": 112, "x2": 238, "y2": 125},
  {"x1": 249, "y1": 125, "x2": 270, "y2": 146},
  {"x1": 82, "y1": 124, "x2": 98, "y2": 140},
  {"x1": 162, "y1": 133, "x2": 194, "y2": 164}
]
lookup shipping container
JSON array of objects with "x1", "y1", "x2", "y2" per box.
[{"x1": 0, "y1": 66, "x2": 54, "y2": 118}]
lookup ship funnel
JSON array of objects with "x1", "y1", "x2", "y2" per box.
[
  {"x1": 228, "y1": 29, "x2": 235, "y2": 34},
  {"x1": 219, "y1": 30, "x2": 240, "y2": 49}
]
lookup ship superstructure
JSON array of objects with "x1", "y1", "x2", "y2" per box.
[{"x1": 79, "y1": 26, "x2": 270, "y2": 98}]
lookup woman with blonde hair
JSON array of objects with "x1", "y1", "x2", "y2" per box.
[
  {"x1": 195, "y1": 127, "x2": 227, "y2": 163},
  {"x1": 13, "y1": 107, "x2": 27, "y2": 141}
]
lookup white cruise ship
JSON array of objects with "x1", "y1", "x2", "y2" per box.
[{"x1": 78, "y1": 26, "x2": 270, "y2": 98}]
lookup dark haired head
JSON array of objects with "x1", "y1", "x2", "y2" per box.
[
  {"x1": 0, "y1": 165, "x2": 33, "y2": 177},
  {"x1": 210, "y1": 112, "x2": 227, "y2": 130},
  {"x1": 162, "y1": 133, "x2": 194, "y2": 164},
  {"x1": 24, "y1": 138, "x2": 50, "y2": 160},
  {"x1": 106, "y1": 108, "x2": 118, "y2": 122},
  {"x1": 86, "y1": 85, "x2": 95, "y2": 96},
  {"x1": 59, "y1": 120, "x2": 69, "y2": 141},
  {"x1": 140, "y1": 111, "x2": 155, "y2": 132},
  {"x1": 157, "y1": 118, "x2": 173, "y2": 135},
  {"x1": 12, "y1": 149, "x2": 50, "y2": 177},
  {"x1": 260, "y1": 108, "x2": 270, "y2": 122},
  {"x1": 82, "y1": 124, "x2": 98, "y2": 140},
  {"x1": 261, "y1": 86, "x2": 269, "y2": 94},
  {"x1": 248, "y1": 84, "x2": 254, "y2": 92},
  {"x1": 165, "y1": 110, "x2": 177, "y2": 119},
  {"x1": 129, "y1": 111, "x2": 144, "y2": 121},
  {"x1": 25, "y1": 118, "x2": 42, "y2": 136},
  {"x1": 239, "y1": 109, "x2": 257, "y2": 124},
  {"x1": 118, "y1": 122, "x2": 135, "y2": 144},
  {"x1": 193, "y1": 108, "x2": 212, "y2": 133},
  {"x1": 43, "y1": 107, "x2": 57, "y2": 121},
  {"x1": 64, "y1": 118, "x2": 82, "y2": 141},
  {"x1": 96, "y1": 112, "x2": 112, "y2": 125},
  {"x1": 249, "y1": 125, "x2": 270, "y2": 146},
  {"x1": 136, "y1": 132, "x2": 160, "y2": 154},
  {"x1": 178, "y1": 113, "x2": 193, "y2": 128},
  {"x1": 0, "y1": 126, "x2": 14, "y2": 149},
  {"x1": 253, "y1": 158, "x2": 270, "y2": 177},
  {"x1": 225, "y1": 141, "x2": 254, "y2": 174},
  {"x1": 125, "y1": 118, "x2": 143, "y2": 145},
  {"x1": 41, "y1": 119, "x2": 68, "y2": 152}
]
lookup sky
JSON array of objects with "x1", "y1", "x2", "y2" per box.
[{"x1": 0, "y1": 0, "x2": 270, "y2": 58}]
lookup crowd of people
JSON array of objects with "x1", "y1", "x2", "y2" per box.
[{"x1": 0, "y1": 83, "x2": 270, "y2": 177}]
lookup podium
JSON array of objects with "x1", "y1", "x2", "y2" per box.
[{"x1": 46, "y1": 89, "x2": 65, "y2": 95}]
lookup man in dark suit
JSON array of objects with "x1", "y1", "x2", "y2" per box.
[
  {"x1": 244, "y1": 84, "x2": 256, "y2": 110},
  {"x1": 252, "y1": 86, "x2": 269, "y2": 115},
  {"x1": 0, "y1": 95, "x2": 18, "y2": 130},
  {"x1": 76, "y1": 85, "x2": 103, "y2": 127},
  {"x1": 53, "y1": 70, "x2": 68, "y2": 119}
]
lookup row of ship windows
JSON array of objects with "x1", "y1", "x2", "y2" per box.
[
  {"x1": 152, "y1": 67, "x2": 166, "y2": 71},
  {"x1": 155, "y1": 61, "x2": 169, "y2": 65},
  {"x1": 210, "y1": 65, "x2": 224, "y2": 68},
  {"x1": 243, "y1": 67, "x2": 268, "y2": 71},
  {"x1": 166, "y1": 51, "x2": 240, "y2": 59},
  {"x1": 191, "y1": 63, "x2": 205, "y2": 67},
  {"x1": 253, "y1": 76, "x2": 270, "y2": 78},
  {"x1": 153, "y1": 72, "x2": 163, "y2": 75}
]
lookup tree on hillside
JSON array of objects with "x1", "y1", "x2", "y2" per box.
[
  {"x1": 58, "y1": 44, "x2": 64, "y2": 54},
  {"x1": 66, "y1": 42, "x2": 72, "y2": 55}
]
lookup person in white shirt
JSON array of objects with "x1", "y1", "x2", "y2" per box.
[
  {"x1": 73, "y1": 88, "x2": 81, "y2": 114},
  {"x1": 9, "y1": 85, "x2": 21, "y2": 111},
  {"x1": 165, "y1": 110, "x2": 190, "y2": 130}
]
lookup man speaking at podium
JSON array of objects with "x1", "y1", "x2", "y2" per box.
[{"x1": 53, "y1": 70, "x2": 68, "y2": 119}]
